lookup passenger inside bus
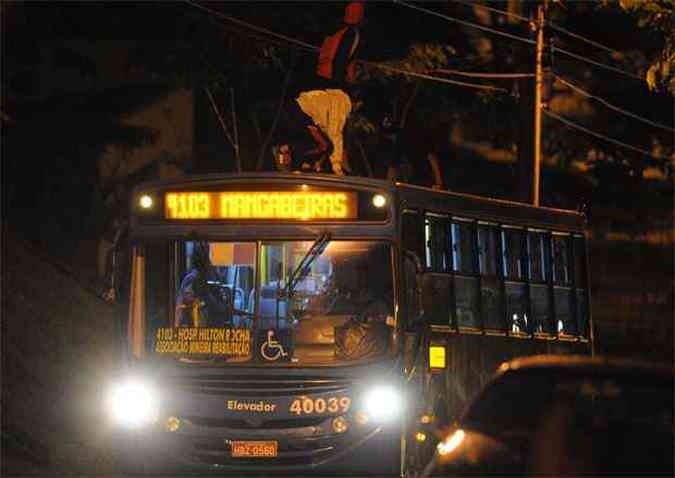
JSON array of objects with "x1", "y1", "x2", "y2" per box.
[{"x1": 175, "y1": 242, "x2": 253, "y2": 328}]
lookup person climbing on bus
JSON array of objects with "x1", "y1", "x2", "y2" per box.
[
  {"x1": 272, "y1": 99, "x2": 333, "y2": 173},
  {"x1": 274, "y1": 2, "x2": 364, "y2": 176}
]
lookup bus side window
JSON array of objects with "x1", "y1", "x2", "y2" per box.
[
  {"x1": 425, "y1": 215, "x2": 450, "y2": 272},
  {"x1": 502, "y1": 227, "x2": 528, "y2": 333},
  {"x1": 552, "y1": 234, "x2": 575, "y2": 335},
  {"x1": 528, "y1": 230, "x2": 554, "y2": 334},
  {"x1": 478, "y1": 225, "x2": 505, "y2": 331},
  {"x1": 421, "y1": 273, "x2": 452, "y2": 327},
  {"x1": 452, "y1": 220, "x2": 479, "y2": 328},
  {"x1": 573, "y1": 235, "x2": 589, "y2": 337}
]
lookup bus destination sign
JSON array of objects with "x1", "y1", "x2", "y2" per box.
[{"x1": 165, "y1": 191, "x2": 358, "y2": 220}]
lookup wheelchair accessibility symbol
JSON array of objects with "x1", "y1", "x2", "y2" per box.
[{"x1": 260, "y1": 329, "x2": 288, "y2": 361}]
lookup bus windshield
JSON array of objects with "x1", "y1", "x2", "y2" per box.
[{"x1": 141, "y1": 239, "x2": 395, "y2": 365}]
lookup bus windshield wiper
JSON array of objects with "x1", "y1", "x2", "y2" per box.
[{"x1": 284, "y1": 232, "x2": 331, "y2": 300}]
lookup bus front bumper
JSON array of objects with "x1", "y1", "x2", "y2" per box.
[{"x1": 112, "y1": 417, "x2": 400, "y2": 474}]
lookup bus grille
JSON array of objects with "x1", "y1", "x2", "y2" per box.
[
  {"x1": 167, "y1": 375, "x2": 351, "y2": 396},
  {"x1": 183, "y1": 415, "x2": 325, "y2": 429}
]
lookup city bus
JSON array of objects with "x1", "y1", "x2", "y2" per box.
[{"x1": 108, "y1": 172, "x2": 592, "y2": 476}]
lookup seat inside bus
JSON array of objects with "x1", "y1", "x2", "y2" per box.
[{"x1": 248, "y1": 285, "x2": 289, "y2": 329}]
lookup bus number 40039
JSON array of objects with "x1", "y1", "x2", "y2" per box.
[{"x1": 289, "y1": 396, "x2": 351, "y2": 416}]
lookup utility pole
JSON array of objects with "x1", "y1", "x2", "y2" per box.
[{"x1": 532, "y1": 0, "x2": 547, "y2": 206}]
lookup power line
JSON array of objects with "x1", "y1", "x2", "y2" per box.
[
  {"x1": 453, "y1": 0, "x2": 530, "y2": 24},
  {"x1": 362, "y1": 61, "x2": 509, "y2": 92},
  {"x1": 396, "y1": 0, "x2": 645, "y2": 85},
  {"x1": 202, "y1": 12, "x2": 305, "y2": 53},
  {"x1": 185, "y1": 0, "x2": 509, "y2": 93},
  {"x1": 184, "y1": 0, "x2": 318, "y2": 52},
  {"x1": 543, "y1": 109, "x2": 667, "y2": 161},
  {"x1": 394, "y1": 0, "x2": 536, "y2": 46},
  {"x1": 434, "y1": 68, "x2": 534, "y2": 79},
  {"x1": 546, "y1": 20, "x2": 623, "y2": 57},
  {"x1": 552, "y1": 44, "x2": 644, "y2": 81},
  {"x1": 553, "y1": 74, "x2": 675, "y2": 133}
]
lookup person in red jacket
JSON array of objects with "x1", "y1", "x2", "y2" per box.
[{"x1": 274, "y1": 2, "x2": 364, "y2": 175}]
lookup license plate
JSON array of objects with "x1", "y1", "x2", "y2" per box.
[{"x1": 231, "y1": 440, "x2": 278, "y2": 458}]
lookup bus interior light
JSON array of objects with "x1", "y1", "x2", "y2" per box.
[{"x1": 139, "y1": 194, "x2": 154, "y2": 209}]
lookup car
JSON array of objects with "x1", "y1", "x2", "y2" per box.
[{"x1": 422, "y1": 355, "x2": 674, "y2": 477}]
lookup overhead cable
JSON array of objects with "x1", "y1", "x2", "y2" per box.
[
  {"x1": 452, "y1": 0, "x2": 530, "y2": 24},
  {"x1": 363, "y1": 61, "x2": 509, "y2": 92},
  {"x1": 546, "y1": 20, "x2": 624, "y2": 57},
  {"x1": 434, "y1": 68, "x2": 534, "y2": 79},
  {"x1": 185, "y1": 0, "x2": 509, "y2": 93},
  {"x1": 184, "y1": 0, "x2": 318, "y2": 52},
  {"x1": 543, "y1": 109, "x2": 666, "y2": 161},
  {"x1": 554, "y1": 74, "x2": 675, "y2": 133},
  {"x1": 394, "y1": 0, "x2": 536, "y2": 45},
  {"x1": 553, "y1": 44, "x2": 644, "y2": 81}
]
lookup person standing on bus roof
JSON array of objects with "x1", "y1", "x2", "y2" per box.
[{"x1": 294, "y1": 1, "x2": 365, "y2": 176}]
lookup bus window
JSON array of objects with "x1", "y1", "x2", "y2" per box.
[
  {"x1": 528, "y1": 230, "x2": 548, "y2": 282},
  {"x1": 505, "y1": 282, "x2": 528, "y2": 333},
  {"x1": 452, "y1": 220, "x2": 479, "y2": 328},
  {"x1": 528, "y1": 230, "x2": 552, "y2": 334},
  {"x1": 455, "y1": 275, "x2": 480, "y2": 328},
  {"x1": 574, "y1": 235, "x2": 589, "y2": 337},
  {"x1": 482, "y1": 276, "x2": 505, "y2": 331},
  {"x1": 554, "y1": 287, "x2": 575, "y2": 335},
  {"x1": 478, "y1": 225, "x2": 499, "y2": 276},
  {"x1": 502, "y1": 228, "x2": 526, "y2": 280},
  {"x1": 552, "y1": 234, "x2": 571, "y2": 286},
  {"x1": 425, "y1": 215, "x2": 450, "y2": 272},
  {"x1": 421, "y1": 274, "x2": 452, "y2": 327},
  {"x1": 552, "y1": 234, "x2": 575, "y2": 336},
  {"x1": 478, "y1": 224, "x2": 505, "y2": 331},
  {"x1": 144, "y1": 240, "x2": 395, "y2": 364},
  {"x1": 451, "y1": 220, "x2": 476, "y2": 274},
  {"x1": 530, "y1": 283, "x2": 553, "y2": 334}
]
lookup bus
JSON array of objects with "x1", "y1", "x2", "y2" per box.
[{"x1": 108, "y1": 172, "x2": 592, "y2": 476}]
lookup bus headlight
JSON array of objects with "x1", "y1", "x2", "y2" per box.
[
  {"x1": 108, "y1": 379, "x2": 159, "y2": 428},
  {"x1": 363, "y1": 386, "x2": 402, "y2": 421}
]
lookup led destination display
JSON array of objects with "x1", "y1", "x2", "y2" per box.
[{"x1": 165, "y1": 191, "x2": 358, "y2": 220}]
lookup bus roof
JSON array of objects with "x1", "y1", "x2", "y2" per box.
[{"x1": 396, "y1": 181, "x2": 586, "y2": 232}]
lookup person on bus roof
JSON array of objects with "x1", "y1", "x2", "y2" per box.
[{"x1": 274, "y1": 2, "x2": 365, "y2": 175}]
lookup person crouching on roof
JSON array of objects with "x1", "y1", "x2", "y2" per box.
[{"x1": 291, "y1": 2, "x2": 364, "y2": 176}]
